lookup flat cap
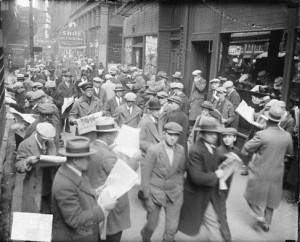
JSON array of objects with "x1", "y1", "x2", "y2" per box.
[
  {"x1": 239, "y1": 74, "x2": 249, "y2": 83},
  {"x1": 105, "y1": 74, "x2": 112, "y2": 80},
  {"x1": 81, "y1": 82, "x2": 93, "y2": 90},
  {"x1": 145, "y1": 87, "x2": 157, "y2": 95},
  {"x1": 192, "y1": 70, "x2": 202, "y2": 76},
  {"x1": 63, "y1": 72, "x2": 72, "y2": 77},
  {"x1": 12, "y1": 82, "x2": 23, "y2": 90},
  {"x1": 38, "y1": 103, "x2": 54, "y2": 114},
  {"x1": 172, "y1": 82, "x2": 184, "y2": 89},
  {"x1": 157, "y1": 91, "x2": 168, "y2": 98},
  {"x1": 124, "y1": 92, "x2": 137, "y2": 102},
  {"x1": 17, "y1": 73, "x2": 25, "y2": 79},
  {"x1": 36, "y1": 122, "x2": 56, "y2": 140},
  {"x1": 257, "y1": 70, "x2": 267, "y2": 78},
  {"x1": 129, "y1": 66, "x2": 138, "y2": 72},
  {"x1": 221, "y1": 127, "x2": 238, "y2": 136},
  {"x1": 172, "y1": 71, "x2": 182, "y2": 79},
  {"x1": 31, "y1": 90, "x2": 46, "y2": 100},
  {"x1": 32, "y1": 82, "x2": 44, "y2": 88},
  {"x1": 45, "y1": 80, "x2": 56, "y2": 88},
  {"x1": 210, "y1": 78, "x2": 220, "y2": 83},
  {"x1": 216, "y1": 86, "x2": 227, "y2": 94},
  {"x1": 167, "y1": 96, "x2": 181, "y2": 105},
  {"x1": 223, "y1": 81, "x2": 234, "y2": 89},
  {"x1": 164, "y1": 122, "x2": 183, "y2": 135},
  {"x1": 93, "y1": 77, "x2": 104, "y2": 83},
  {"x1": 26, "y1": 91, "x2": 34, "y2": 100},
  {"x1": 277, "y1": 100, "x2": 286, "y2": 109},
  {"x1": 114, "y1": 84, "x2": 124, "y2": 92}
]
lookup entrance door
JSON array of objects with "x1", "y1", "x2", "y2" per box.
[
  {"x1": 169, "y1": 40, "x2": 181, "y2": 76},
  {"x1": 132, "y1": 47, "x2": 143, "y2": 69}
]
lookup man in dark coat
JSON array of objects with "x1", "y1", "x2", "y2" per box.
[
  {"x1": 45, "y1": 80, "x2": 64, "y2": 111},
  {"x1": 172, "y1": 82, "x2": 190, "y2": 116},
  {"x1": 105, "y1": 84, "x2": 125, "y2": 117},
  {"x1": 242, "y1": 105, "x2": 293, "y2": 232},
  {"x1": 165, "y1": 96, "x2": 189, "y2": 153},
  {"x1": 178, "y1": 117, "x2": 231, "y2": 241},
  {"x1": 52, "y1": 136, "x2": 116, "y2": 242},
  {"x1": 92, "y1": 77, "x2": 107, "y2": 105},
  {"x1": 141, "y1": 122, "x2": 186, "y2": 242}
]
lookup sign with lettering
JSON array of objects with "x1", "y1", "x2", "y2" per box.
[
  {"x1": 58, "y1": 22, "x2": 86, "y2": 47},
  {"x1": 77, "y1": 112, "x2": 103, "y2": 135}
]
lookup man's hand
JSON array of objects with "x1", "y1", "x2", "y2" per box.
[
  {"x1": 69, "y1": 120, "x2": 78, "y2": 126},
  {"x1": 221, "y1": 118, "x2": 228, "y2": 124},
  {"x1": 215, "y1": 169, "x2": 225, "y2": 179},
  {"x1": 25, "y1": 156, "x2": 40, "y2": 171}
]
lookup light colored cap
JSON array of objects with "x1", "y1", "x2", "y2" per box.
[
  {"x1": 223, "y1": 81, "x2": 234, "y2": 88},
  {"x1": 172, "y1": 82, "x2": 184, "y2": 89},
  {"x1": 93, "y1": 77, "x2": 104, "y2": 83},
  {"x1": 32, "y1": 82, "x2": 44, "y2": 88},
  {"x1": 105, "y1": 74, "x2": 112, "y2": 80},
  {"x1": 239, "y1": 74, "x2": 249, "y2": 83},
  {"x1": 31, "y1": 90, "x2": 46, "y2": 100},
  {"x1": 12, "y1": 82, "x2": 23, "y2": 90},
  {"x1": 36, "y1": 122, "x2": 56, "y2": 140},
  {"x1": 216, "y1": 86, "x2": 227, "y2": 94},
  {"x1": 210, "y1": 78, "x2": 220, "y2": 83},
  {"x1": 45, "y1": 80, "x2": 56, "y2": 88},
  {"x1": 164, "y1": 122, "x2": 183, "y2": 135},
  {"x1": 157, "y1": 91, "x2": 168, "y2": 98},
  {"x1": 192, "y1": 70, "x2": 202, "y2": 76},
  {"x1": 17, "y1": 73, "x2": 25, "y2": 79},
  {"x1": 265, "y1": 99, "x2": 279, "y2": 108},
  {"x1": 124, "y1": 92, "x2": 137, "y2": 102},
  {"x1": 232, "y1": 58, "x2": 239, "y2": 63}
]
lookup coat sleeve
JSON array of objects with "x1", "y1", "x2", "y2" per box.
[
  {"x1": 187, "y1": 148, "x2": 218, "y2": 187},
  {"x1": 141, "y1": 147, "x2": 156, "y2": 199},
  {"x1": 113, "y1": 107, "x2": 121, "y2": 126},
  {"x1": 139, "y1": 124, "x2": 152, "y2": 153},
  {"x1": 54, "y1": 184, "x2": 105, "y2": 228},
  {"x1": 69, "y1": 101, "x2": 79, "y2": 121},
  {"x1": 243, "y1": 133, "x2": 262, "y2": 154},
  {"x1": 15, "y1": 142, "x2": 31, "y2": 173},
  {"x1": 225, "y1": 103, "x2": 236, "y2": 125}
]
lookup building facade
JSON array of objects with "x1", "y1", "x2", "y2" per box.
[
  {"x1": 119, "y1": 0, "x2": 300, "y2": 108},
  {"x1": 69, "y1": 0, "x2": 124, "y2": 69}
]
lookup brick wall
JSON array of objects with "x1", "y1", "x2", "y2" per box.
[
  {"x1": 123, "y1": 2, "x2": 159, "y2": 36},
  {"x1": 157, "y1": 31, "x2": 170, "y2": 73}
]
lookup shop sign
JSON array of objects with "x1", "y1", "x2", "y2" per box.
[
  {"x1": 228, "y1": 45, "x2": 242, "y2": 56},
  {"x1": 58, "y1": 22, "x2": 86, "y2": 47}
]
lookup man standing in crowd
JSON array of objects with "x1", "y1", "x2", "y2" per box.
[
  {"x1": 215, "y1": 86, "x2": 235, "y2": 127},
  {"x1": 45, "y1": 80, "x2": 64, "y2": 111},
  {"x1": 114, "y1": 92, "x2": 142, "y2": 128},
  {"x1": 92, "y1": 77, "x2": 107, "y2": 105},
  {"x1": 16, "y1": 123, "x2": 57, "y2": 213},
  {"x1": 105, "y1": 84, "x2": 125, "y2": 117},
  {"x1": 57, "y1": 71, "x2": 77, "y2": 133},
  {"x1": 243, "y1": 105, "x2": 293, "y2": 232},
  {"x1": 52, "y1": 136, "x2": 116, "y2": 242},
  {"x1": 223, "y1": 80, "x2": 241, "y2": 129},
  {"x1": 189, "y1": 70, "x2": 207, "y2": 125},
  {"x1": 172, "y1": 82, "x2": 189, "y2": 116},
  {"x1": 69, "y1": 82, "x2": 104, "y2": 126},
  {"x1": 141, "y1": 122, "x2": 186, "y2": 242},
  {"x1": 87, "y1": 118, "x2": 135, "y2": 242},
  {"x1": 179, "y1": 117, "x2": 231, "y2": 242}
]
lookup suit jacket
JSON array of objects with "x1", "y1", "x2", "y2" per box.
[
  {"x1": 69, "y1": 95, "x2": 104, "y2": 121},
  {"x1": 189, "y1": 77, "x2": 207, "y2": 120},
  {"x1": 215, "y1": 98, "x2": 236, "y2": 127},
  {"x1": 138, "y1": 114, "x2": 162, "y2": 156},
  {"x1": 141, "y1": 142, "x2": 185, "y2": 207},
  {"x1": 178, "y1": 93, "x2": 190, "y2": 116},
  {"x1": 113, "y1": 104, "x2": 142, "y2": 128},
  {"x1": 243, "y1": 126, "x2": 293, "y2": 209},
  {"x1": 93, "y1": 87, "x2": 107, "y2": 105},
  {"x1": 52, "y1": 164, "x2": 105, "y2": 242},
  {"x1": 105, "y1": 96, "x2": 124, "y2": 117},
  {"x1": 280, "y1": 112, "x2": 295, "y2": 136},
  {"x1": 87, "y1": 141, "x2": 131, "y2": 235},
  {"x1": 57, "y1": 80, "x2": 77, "y2": 98},
  {"x1": 178, "y1": 138, "x2": 230, "y2": 241},
  {"x1": 227, "y1": 89, "x2": 241, "y2": 129},
  {"x1": 16, "y1": 132, "x2": 57, "y2": 212}
]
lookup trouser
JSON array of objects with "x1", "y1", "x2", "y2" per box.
[
  {"x1": 248, "y1": 202, "x2": 274, "y2": 225},
  {"x1": 141, "y1": 194, "x2": 183, "y2": 242},
  {"x1": 201, "y1": 202, "x2": 225, "y2": 242},
  {"x1": 101, "y1": 231, "x2": 122, "y2": 242}
]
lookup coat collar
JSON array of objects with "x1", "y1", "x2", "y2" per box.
[
  {"x1": 158, "y1": 142, "x2": 182, "y2": 172},
  {"x1": 196, "y1": 138, "x2": 219, "y2": 171},
  {"x1": 145, "y1": 115, "x2": 160, "y2": 141}
]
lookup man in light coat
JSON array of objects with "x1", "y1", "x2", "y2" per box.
[
  {"x1": 16, "y1": 123, "x2": 57, "y2": 213},
  {"x1": 92, "y1": 77, "x2": 107, "y2": 105},
  {"x1": 52, "y1": 136, "x2": 116, "y2": 242},
  {"x1": 215, "y1": 86, "x2": 235, "y2": 127},
  {"x1": 113, "y1": 92, "x2": 142, "y2": 128},
  {"x1": 189, "y1": 70, "x2": 207, "y2": 125},
  {"x1": 141, "y1": 122, "x2": 186, "y2": 242},
  {"x1": 243, "y1": 105, "x2": 293, "y2": 232}
]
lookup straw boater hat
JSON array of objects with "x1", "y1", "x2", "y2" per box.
[
  {"x1": 94, "y1": 117, "x2": 118, "y2": 132},
  {"x1": 164, "y1": 122, "x2": 183, "y2": 135},
  {"x1": 59, "y1": 136, "x2": 97, "y2": 157},
  {"x1": 195, "y1": 117, "x2": 220, "y2": 133}
]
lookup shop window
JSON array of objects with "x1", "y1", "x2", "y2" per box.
[{"x1": 144, "y1": 35, "x2": 157, "y2": 78}]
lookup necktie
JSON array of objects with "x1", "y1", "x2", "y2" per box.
[{"x1": 41, "y1": 143, "x2": 47, "y2": 155}]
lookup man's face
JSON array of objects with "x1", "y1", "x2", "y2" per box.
[
  {"x1": 158, "y1": 97, "x2": 167, "y2": 106},
  {"x1": 40, "y1": 113, "x2": 53, "y2": 123},
  {"x1": 202, "y1": 108, "x2": 210, "y2": 116},
  {"x1": 93, "y1": 81, "x2": 101, "y2": 88},
  {"x1": 106, "y1": 132, "x2": 117, "y2": 146},
  {"x1": 212, "y1": 82, "x2": 220, "y2": 90},
  {"x1": 164, "y1": 131, "x2": 180, "y2": 146},
  {"x1": 115, "y1": 91, "x2": 123, "y2": 98},
  {"x1": 225, "y1": 87, "x2": 232, "y2": 94},
  {"x1": 83, "y1": 88, "x2": 93, "y2": 98},
  {"x1": 65, "y1": 76, "x2": 71, "y2": 83},
  {"x1": 203, "y1": 132, "x2": 218, "y2": 146},
  {"x1": 217, "y1": 91, "x2": 226, "y2": 99},
  {"x1": 126, "y1": 100, "x2": 134, "y2": 108},
  {"x1": 169, "y1": 101, "x2": 179, "y2": 111},
  {"x1": 150, "y1": 109, "x2": 160, "y2": 118},
  {"x1": 73, "y1": 157, "x2": 89, "y2": 172},
  {"x1": 222, "y1": 134, "x2": 236, "y2": 147},
  {"x1": 194, "y1": 74, "x2": 201, "y2": 81}
]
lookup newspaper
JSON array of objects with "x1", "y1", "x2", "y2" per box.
[
  {"x1": 61, "y1": 96, "x2": 74, "y2": 114},
  {"x1": 77, "y1": 111, "x2": 103, "y2": 135},
  {"x1": 35, "y1": 155, "x2": 67, "y2": 167},
  {"x1": 10, "y1": 107, "x2": 36, "y2": 124},
  {"x1": 235, "y1": 100, "x2": 260, "y2": 127},
  {"x1": 11, "y1": 212, "x2": 53, "y2": 242}
]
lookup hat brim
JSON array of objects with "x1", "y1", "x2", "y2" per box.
[
  {"x1": 148, "y1": 107, "x2": 161, "y2": 110},
  {"x1": 273, "y1": 85, "x2": 282, "y2": 90},
  {"x1": 265, "y1": 114, "x2": 281, "y2": 122},
  {"x1": 58, "y1": 146, "x2": 98, "y2": 157},
  {"x1": 200, "y1": 105, "x2": 214, "y2": 110},
  {"x1": 172, "y1": 75, "x2": 182, "y2": 78},
  {"x1": 94, "y1": 128, "x2": 118, "y2": 132},
  {"x1": 165, "y1": 130, "x2": 182, "y2": 135}
]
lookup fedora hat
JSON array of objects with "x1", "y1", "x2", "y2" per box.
[
  {"x1": 172, "y1": 71, "x2": 182, "y2": 79},
  {"x1": 266, "y1": 105, "x2": 282, "y2": 122},
  {"x1": 148, "y1": 98, "x2": 161, "y2": 110},
  {"x1": 94, "y1": 117, "x2": 118, "y2": 132},
  {"x1": 195, "y1": 117, "x2": 220, "y2": 133},
  {"x1": 59, "y1": 136, "x2": 97, "y2": 157},
  {"x1": 200, "y1": 101, "x2": 214, "y2": 110}
]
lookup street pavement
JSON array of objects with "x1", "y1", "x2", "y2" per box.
[{"x1": 11, "y1": 128, "x2": 298, "y2": 242}]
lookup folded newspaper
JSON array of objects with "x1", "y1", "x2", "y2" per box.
[{"x1": 235, "y1": 100, "x2": 261, "y2": 127}]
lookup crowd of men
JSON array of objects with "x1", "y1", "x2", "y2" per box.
[{"x1": 5, "y1": 56, "x2": 299, "y2": 242}]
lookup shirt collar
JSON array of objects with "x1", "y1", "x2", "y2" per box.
[
  {"x1": 35, "y1": 133, "x2": 43, "y2": 149},
  {"x1": 66, "y1": 164, "x2": 82, "y2": 177}
]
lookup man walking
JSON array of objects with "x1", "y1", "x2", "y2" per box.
[{"x1": 141, "y1": 122, "x2": 186, "y2": 242}]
